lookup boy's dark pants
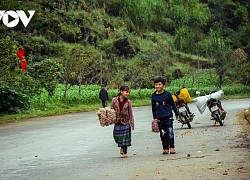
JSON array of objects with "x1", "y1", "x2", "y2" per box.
[
  {"x1": 101, "y1": 100, "x2": 107, "y2": 108},
  {"x1": 158, "y1": 117, "x2": 175, "y2": 150}
]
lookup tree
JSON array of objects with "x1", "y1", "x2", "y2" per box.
[
  {"x1": 168, "y1": 0, "x2": 211, "y2": 52},
  {"x1": 29, "y1": 59, "x2": 63, "y2": 96},
  {"x1": 0, "y1": 0, "x2": 18, "y2": 9},
  {"x1": 62, "y1": 46, "x2": 102, "y2": 98},
  {"x1": 0, "y1": 36, "x2": 39, "y2": 112},
  {"x1": 229, "y1": 49, "x2": 250, "y2": 85},
  {"x1": 206, "y1": 30, "x2": 229, "y2": 88}
]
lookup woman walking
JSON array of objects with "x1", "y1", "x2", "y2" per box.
[{"x1": 111, "y1": 85, "x2": 134, "y2": 158}]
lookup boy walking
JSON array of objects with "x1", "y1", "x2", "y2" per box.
[{"x1": 151, "y1": 78, "x2": 179, "y2": 154}]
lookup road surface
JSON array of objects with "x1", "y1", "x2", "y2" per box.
[{"x1": 0, "y1": 98, "x2": 250, "y2": 180}]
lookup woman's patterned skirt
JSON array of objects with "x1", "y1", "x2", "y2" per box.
[{"x1": 113, "y1": 123, "x2": 131, "y2": 147}]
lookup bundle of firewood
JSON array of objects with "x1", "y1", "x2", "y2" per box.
[{"x1": 97, "y1": 107, "x2": 116, "y2": 127}]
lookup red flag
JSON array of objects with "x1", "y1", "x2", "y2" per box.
[{"x1": 16, "y1": 48, "x2": 27, "y2": 71}]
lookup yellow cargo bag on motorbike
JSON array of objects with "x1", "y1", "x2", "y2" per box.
[{"x1": 172, "y1": 87, "x2": 192, "y2": 103}]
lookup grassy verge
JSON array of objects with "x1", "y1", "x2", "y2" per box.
[
  {"x1": 224, "y1": 95, "x2": 250, "y2": 99},
  {"x1": 1, "y1": 95, "x2": 249, "y2": 124},
  {"x1": 0, "y1": 103, "x2": 99, "y2": 124},
  {"x1": 0, "y1": 98, "x2": 152, "y2": 124}
]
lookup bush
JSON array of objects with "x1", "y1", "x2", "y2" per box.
[
  {"x1": 0, "y1": 86, "x2": 29, "y2": 113},
  {"x1": 29, "y1": 59, "x2": 63, "y2": 96}
]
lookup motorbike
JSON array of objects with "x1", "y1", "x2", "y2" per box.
[
  {"x1": 195, "y1": 90, "x2": 226, "y2": 126},
  {"x1": 206, "y1": 98, "x2": 226, "y2": 126},
  {"x1": 176, "y1": 100, "x2": 194, "y2": 129}
]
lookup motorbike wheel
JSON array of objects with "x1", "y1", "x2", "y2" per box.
[
  {"x1": 216, "y1": 113, "x2": 224, "y2": 126},
  {"x1": 184, "y1": 116, "x2": 192, "y2": 129}
]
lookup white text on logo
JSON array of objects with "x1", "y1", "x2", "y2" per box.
[{"x1": 0, "y1": 10, "x2": 35, "y2": 28}]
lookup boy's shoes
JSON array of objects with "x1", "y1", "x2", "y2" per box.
[
  {"x1": 170, "y1": 148, "x2": 176, "y2": 154},
  {"x1": 120, "y1": 148, "x2": 124, "y2": 155},
  {"x1": 121, "y1": 154, "x2": 127, "y2": 158},
  {"x1": 162, "y1": 149, "x2": 169, "y2": 154}
]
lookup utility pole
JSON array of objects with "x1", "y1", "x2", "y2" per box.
[
  {"x1": 197, "y1": 55, "x2": 200, "y2": 91},
  {"x1": 100, "y1": 53, "x2": 103, "y2": 85}
]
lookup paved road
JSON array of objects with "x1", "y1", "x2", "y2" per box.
[{"x1": 0, "y1": 99, "x2": 250, "y2": 180}]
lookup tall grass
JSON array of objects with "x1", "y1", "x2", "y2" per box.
[
  {"x1": 119, "y1": 0, "x2": 166, "y2": 31},
  {"x1": 170, "y1": 69, "x2": 218, "y2": 89},
  {"x1": 30, "y1": 84, "x2": 155, "y2": 110},
  {"x1": 30, "y1": 83, "x2": 250, "y2": 111}
]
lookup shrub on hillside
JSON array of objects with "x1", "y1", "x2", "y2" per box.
[{"x1": 0, "y1": 86, "x2": 29, "y2": 113}]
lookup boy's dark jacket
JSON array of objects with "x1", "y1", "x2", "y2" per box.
[
  {"x1": 99, "y1": 89, "x2": 108, "y2": 101},
  {"x1": 151, "y1": 90, "x2": 178, "y2": 120}
]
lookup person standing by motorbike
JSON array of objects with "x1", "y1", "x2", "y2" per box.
[
  {"x1": 173, "y1": 87, "x2": 194, "y2": 120},
  {"x1": 151, "y1": 77, "x2": 179, "y2": 154}
]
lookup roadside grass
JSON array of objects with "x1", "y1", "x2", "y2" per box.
[
  {"x1": 224, "y1": 94, "x2": 250, "y2": 99},
  {"x1": 1, "y1": 95, "x2": 249, "y2": 124},
  {"x1": 0, "y1": 98, "x2": 151, "y2": 124},
  {"x1": 0, "y1": 79, "x2": 249, "y2": 124},
  {"x1": 0, "y1": 103, "x2": 100, "y2": 124}
]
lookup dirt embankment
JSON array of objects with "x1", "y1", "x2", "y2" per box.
[
  {"x1": 237, "y1": 108, "x2": 250, "y2": 149},
  {"x1": 243, "y1": 108, "x2": 250, "y2": 124}
]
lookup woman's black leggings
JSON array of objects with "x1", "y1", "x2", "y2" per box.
[{"x1": 122, "y1": 146, "x2": 127, "y2": 154}]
